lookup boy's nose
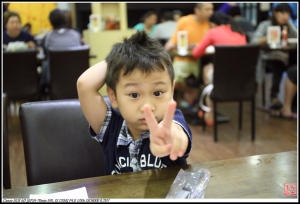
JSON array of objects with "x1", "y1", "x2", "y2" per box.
[{"x1": 140, "y1": 103, "x2": 155, "y2": 113}]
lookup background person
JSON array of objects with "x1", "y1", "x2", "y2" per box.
[
  {"x1": 133, "y1": 11, "x2": 158, "y2": 37},
  {"x1": 192, "y1": 11, "x2": 247, "y2": 126},
  {"x1": 172, "y1": 10, "x2": 183, "y2": 22},
  {"x1": 269, "y1": 2, "x2": 297, "y2": 28},
  {"x1": 251, "y1": 3, "x2": 297, "y2": 111},
  {"x1": 152, "y1": 11, "x2": 177, "y2": 44},
  {"x1": 22, "y1": 22, "x2": 32, "y2": 35},
  {"x1": 3, "y1": 11, "x2": 37, "y2": 49},
  {"x1": 227, "y1": 6, "x2": 255, "y2": 32},
  {"x1": 40, "y1": 9, "x2": 82, "y2": 91},
  {"x1": 271, "y1": 65, "x2": 297, "y2": 119},
  {"x1": 164, "y1": 3, "x2": 214, "y2": 111}
]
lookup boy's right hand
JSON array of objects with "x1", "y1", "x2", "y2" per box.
[{"x1": 143, "y1": 101, "x2": 188, "y2": 160}]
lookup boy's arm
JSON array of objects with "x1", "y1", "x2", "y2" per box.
[{"x1": 77, "y1": 60, "x2": 108, "y2": 134}]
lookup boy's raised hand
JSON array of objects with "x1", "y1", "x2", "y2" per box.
[{"x1": 143, "y1": 101, "x2": 188, "y2": 160}]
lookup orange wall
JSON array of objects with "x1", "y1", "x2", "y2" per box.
[{"x1": 8, "y1": 3, "x2": 57, "y2": 35}]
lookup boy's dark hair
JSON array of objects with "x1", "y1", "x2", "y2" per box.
[
  {"x1": 49, "y1": 9, "x2": 67, "y2": 29},
  {"x1": 105, "y1": 31, "x2": 174, "y2": 94},
  {"x1": 4, "y1": 11, "x2": 21, "y2": 26}
]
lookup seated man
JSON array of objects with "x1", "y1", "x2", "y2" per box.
[
  {"x1": 165, "y1": 3, "x2": 214, "y2": 111},
  {"x1": 40, "y1": 8, "x2": 82, "y2": 90}
]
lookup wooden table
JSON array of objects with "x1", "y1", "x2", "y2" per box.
[{"x1": 3, "y1": 151, "x2": 297, "y2": 199}]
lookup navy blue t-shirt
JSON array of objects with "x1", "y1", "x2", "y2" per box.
[
  {"x1": 90, "y1": 104, "x2": 192, "y2": 175},
  {"x1": 3, "y1": 30, "x2": 37, "y2": 46}
]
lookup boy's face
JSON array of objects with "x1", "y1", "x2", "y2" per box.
[{"x1": 107, "y1": 67, "x2": 174, "y2": 139}]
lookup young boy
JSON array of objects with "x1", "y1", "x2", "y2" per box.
[{"x1": 77, "y1": 31, "x2": 192, "y2": 175}]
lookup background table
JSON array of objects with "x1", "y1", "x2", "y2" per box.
[
  {"x1": 3, "y1": 151, "x2": 297, "y2": 199},
  {"x1": 260, "y1": 43, "x2": 297, "y2": 52}
]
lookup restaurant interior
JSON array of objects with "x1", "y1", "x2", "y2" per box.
[{"x1": 2, "y1": 2, "x2": 298, "y2": 199}]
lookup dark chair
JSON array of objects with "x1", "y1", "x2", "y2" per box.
[
  {"x1": 202, "y1": 44, "x2": 260, "y2": 142},
  {"x1": 48, "y1": 45, "x2": 90, "y2": 100},
  {"x1": 3, "y1": 50, "x2": 40, "y2": 102},
  {"x1": 19, "y1": 98, "x2": 106, "y2": 186},
  {"x1": 3, "y1": 93, "x2": 11, "y2": 189}
]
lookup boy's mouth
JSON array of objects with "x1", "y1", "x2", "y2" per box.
[
  {"x1": 139, "y1": 117, "x2": 160, "y2": 125},
  {"x1": 139, "y1": 118, "x2": 147, "y2": 124}
]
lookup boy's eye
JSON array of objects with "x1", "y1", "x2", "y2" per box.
[
  {"x1": 129, "y1": 93, "x2": 140, "y2": 98},
  {"x1": 153, "y1": 91, "x2": 163, "y2": 96}
]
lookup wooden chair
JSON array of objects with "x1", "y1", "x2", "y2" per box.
[
  {"x1": 19, "y1": 99, "x2": 106, "y2": 186},
  {"x1": 202, "y1": 44, "x2": 260, "y2": 142},
  {"x1": 48, "y1": 45, "x2": 90, "y2": 100}
]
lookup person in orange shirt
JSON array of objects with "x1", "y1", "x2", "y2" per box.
[{"x1": 165, "y1": 3, "x2": 214, "y2": 111}]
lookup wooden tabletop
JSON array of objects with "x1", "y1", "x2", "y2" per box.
[{"x1": 3, "y1": 151, "x2": 297, "y2": 199}]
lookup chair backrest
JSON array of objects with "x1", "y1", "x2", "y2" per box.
[
  {"x1": 212, "y1": 44, "x2": 260, "y2": 101},
  {"x1": 48, "y1": 45, "x2": 90, "y2": 100},
  {"x1": 3, "y1": 93, "x2": 11, "y2": 189},
  {"x1": 3, "y1": 50, "x2": 40, "y2": 101},
  {"x1": 19, "y1": 99, "x2": 105, "y2": 186}
]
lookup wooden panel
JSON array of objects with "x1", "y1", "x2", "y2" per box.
[{"x1": 8, "y1": 3, "x2": 57, "y2": 35}]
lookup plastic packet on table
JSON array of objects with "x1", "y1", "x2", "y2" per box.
[{"x1": 166, "y1": 168, "x2": 211, "y2": 199}]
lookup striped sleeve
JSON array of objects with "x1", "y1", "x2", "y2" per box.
[
  {"x1": 251, "y1": 20, "x2": 270, "y2": 43},
  {"x1": 89, "y1": 102, "x2": 112, "y2": 143},
  {"x1": 288, "y1": 21, "x2": 298, "y2": 38}
]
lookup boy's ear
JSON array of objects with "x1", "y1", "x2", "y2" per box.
[{"x1": 106, "y1": 86, "x2": 119, "y2": 109}]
